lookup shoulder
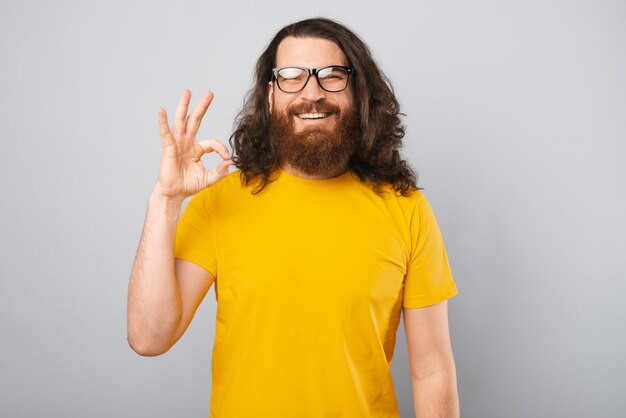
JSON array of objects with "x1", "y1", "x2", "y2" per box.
[
  {"x1": 366, "y1": 181, "x2": 429, "y2": 221},
  {"x1": 187, "y1": 170, "x2": 246, "y2": 208},
  {"x1": 192, "y1": 170, "x2": 247, "y2": 198},
  {"x1": 213, "y1": 169, "x2": 247, "y2": 192}
]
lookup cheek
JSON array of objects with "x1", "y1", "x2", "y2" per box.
[
  {"x1": 339, "y1": 96, "x2": 356, "y2": 115},
  {"x1": 339, "y1": 88, "x2": 355, "y2": 110},
  {"x1": 273, "y1": 97, "x2": 292, "y2": 115}
]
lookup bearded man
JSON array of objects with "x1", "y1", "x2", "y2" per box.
[{"x1": 128, "y1": 17, "x2": 460, "y2": 418}]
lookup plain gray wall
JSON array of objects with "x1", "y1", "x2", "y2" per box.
[{"x1": 1, "y1": 0, "x2": 625, "y2": 417}]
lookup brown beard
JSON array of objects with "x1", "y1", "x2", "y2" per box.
[{"x1": 269, "y1": 100, "x2": 360, "y2": 176}]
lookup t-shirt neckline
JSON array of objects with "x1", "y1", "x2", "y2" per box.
[{"x1": 277, "y1": 167, "x2": 355, "y2": 188}]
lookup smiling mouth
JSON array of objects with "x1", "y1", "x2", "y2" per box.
[{"x1": 297, "y1": 113, "x2": 330, "y2": 120}]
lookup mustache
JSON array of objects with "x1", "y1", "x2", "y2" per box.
[{"x1": 288, "y1": 101, "x2": 341, "y2": 115}]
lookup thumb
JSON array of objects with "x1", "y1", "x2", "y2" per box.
[
  {"x1": 217, "y1": 159, "x2": 233, "y2": 177},
  {"x1": 205, "y1": 159, "x2": 233, "y2": 185}
]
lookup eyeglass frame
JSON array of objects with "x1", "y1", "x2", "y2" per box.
[{"x1": 271, "y1": 65, "x2": 354, "y2": 93}]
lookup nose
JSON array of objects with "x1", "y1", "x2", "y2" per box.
[{"x1": 299, "y1": 74, "x2": 326, "y2": 102}]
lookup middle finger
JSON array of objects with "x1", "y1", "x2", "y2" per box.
[{"x1": 186, "y1": 91, "x2": 214, "y2": 137}]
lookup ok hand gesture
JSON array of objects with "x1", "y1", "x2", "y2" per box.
[{"x1": 154, "y1": 90, "x2": 233, "y2": 201}]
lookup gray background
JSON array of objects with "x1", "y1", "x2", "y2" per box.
[{"x1": 1, "y1": 0, "x2": 624, "y2": 417}]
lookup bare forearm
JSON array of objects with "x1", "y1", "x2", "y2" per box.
[
  {"x1": 127, "y1": 190, "x2": 185, "y2": 355},
  {"x1": 411, "y1": 369, "x2": 460, "y2": 418}
]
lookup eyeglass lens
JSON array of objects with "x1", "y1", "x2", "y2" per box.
[{"x1": 276, "y1": 67, "x2": 350, "y2": 92}]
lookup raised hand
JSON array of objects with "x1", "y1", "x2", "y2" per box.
[{"x1": 154, "y1": 89, "x2": 233, "y2": 201}]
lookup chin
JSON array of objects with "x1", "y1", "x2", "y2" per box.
[
  {"x1": 296, "y1": 128, "x2": 334, "y2": 141},
  {"x1": 294, "y1": 120, "x2": 336, "y2": 132}
]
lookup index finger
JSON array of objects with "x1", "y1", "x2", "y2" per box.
[
  {"x1": 197, "y1": 139, "x2": 231, "y2": 161},
  {"x1": 186, "y1": 91, "x2": 214, "y2": 137}
]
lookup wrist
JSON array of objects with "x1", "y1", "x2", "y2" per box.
[{"x1": 149, "y1": 187, "x2": 186, "y2": 208}]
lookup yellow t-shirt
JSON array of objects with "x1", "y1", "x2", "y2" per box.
[{"x1": 175, "y1": 168, "x2": 458, "y2": 418}]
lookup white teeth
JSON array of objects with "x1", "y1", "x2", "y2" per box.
[{"x1": 298, "y1": 113, "x2": 328, "y2": 119}]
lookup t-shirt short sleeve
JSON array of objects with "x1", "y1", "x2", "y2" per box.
[
  {"x1": 403, "y1": 192, "x2": 458, "y2": 308},
  {"x1": 174, "y1": 188, "x2": 217, "y2": 277}
]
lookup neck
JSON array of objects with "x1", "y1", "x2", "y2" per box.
[{"x1": 280, "y1": 162, "x2": 350, "y2": 180}]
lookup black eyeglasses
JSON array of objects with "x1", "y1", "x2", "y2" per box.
[{"x1": 271, "y1": 65, "x2": 353, "y2": 93}]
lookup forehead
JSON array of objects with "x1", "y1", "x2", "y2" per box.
[{"x1": 275, "y1": 37, "x2": 348, "y2": 68}]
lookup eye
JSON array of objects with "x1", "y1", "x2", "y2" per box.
[
  {"x1": 318, "y1": 67, "x2": 348, "y2": 80},
  {"x1": 278, "y1": 68, "x2": 306, "y2": 81}
]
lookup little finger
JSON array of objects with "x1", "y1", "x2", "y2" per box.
[{"x1": 157, "y1": 108, "x2": 174, "y2": 147}]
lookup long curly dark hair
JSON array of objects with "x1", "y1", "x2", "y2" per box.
[{"x1": 229, "y1": 17, "x2": 420, "y2": 196}]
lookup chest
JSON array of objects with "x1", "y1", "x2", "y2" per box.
[{"x1": 213, "y1": 194, "x2": 410, "y2": 312}]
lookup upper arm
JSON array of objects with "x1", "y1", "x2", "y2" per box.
[
  {"x1": 403, "y1": 300, "x2": 456, "y2": 380},
  {"x1": 403, "y1": 193, "x2": 458, "y2": 309},
  {"x1": 171, "y1": 258, "x2": 216, "y2": 343}
]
